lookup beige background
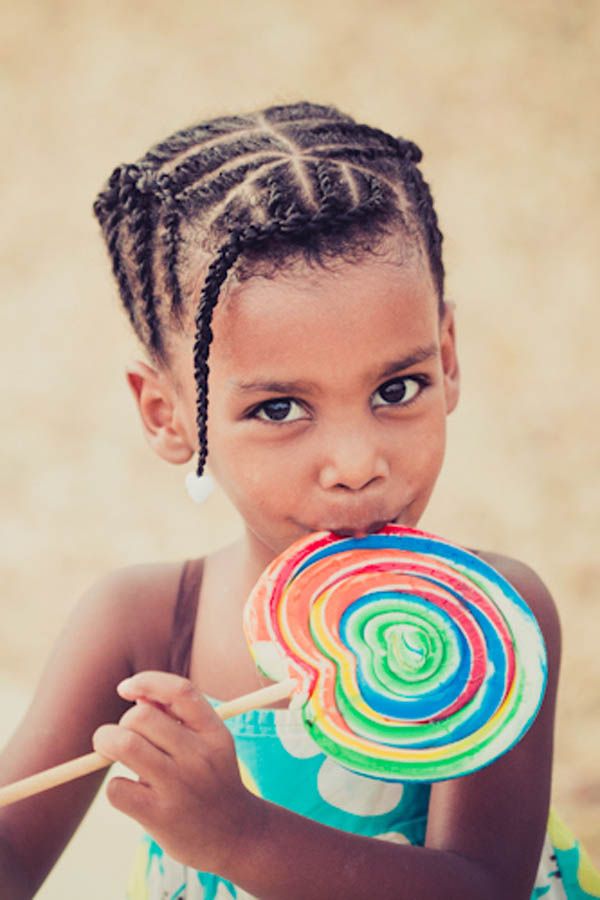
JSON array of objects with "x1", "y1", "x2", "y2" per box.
[{"x1": 2, "y1": 1, "x2": 599, "y2": 895}]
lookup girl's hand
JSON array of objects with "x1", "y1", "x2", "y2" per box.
[{"x1": 93, "y1": 671, "x2": 261, "y2": 875}]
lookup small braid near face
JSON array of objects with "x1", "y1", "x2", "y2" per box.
[{"x1": 93, "y1": 102, "x2": 445, "y2": 476}]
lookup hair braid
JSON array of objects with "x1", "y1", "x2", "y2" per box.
[
  {"x1": 314, "y1": 160, "x2": 345, "y2": 214},
  {"x1": 399, "y1": 161, "x2": 444, "y2": 298},
  {"x1": 161, "y1": 199, "x2": 184, "y2": 323},
  {"x1": 93, "y1": 167, "x2": 139, "y2": 333},
  {"x1": 284, "y1": 122, "x2": 401, "y2": 154},
  {"x1": 192, "y1": 234, "x2": 245, "y2": 475},
  {"x1": 164, "y1": 135, "x2": 285, "y2": 195},
  {"x1": 122, "y1": 170, "x2": 165, "y2": 355},
  {"x1": 178, "y1": 161, "x2": 284, "y2": 213},
  {"x1": 263, "y1": 102, "x2": 354, "y2": 124},
  {"x1": 142, "y1": 116, "x2": 256, "y2": 167}
]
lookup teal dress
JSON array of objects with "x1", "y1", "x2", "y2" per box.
[
  {"x1": 127, "y1": 703, "x2": 600, "y2": 900},
  {"x1": 127, "y1": 560, "x2": 600, "y2": 900}
]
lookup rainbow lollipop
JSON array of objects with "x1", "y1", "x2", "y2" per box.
[{"x1": 243, "y1": 524, "x2": 547, "y2": 782}]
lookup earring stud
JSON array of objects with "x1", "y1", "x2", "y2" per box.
[{"x1": 185, "y1": 471, "x2": 215, "y2": 504}]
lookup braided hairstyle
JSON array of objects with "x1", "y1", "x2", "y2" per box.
[{"x1": 93, "y1": 102, "x2": 445, "y2": 476}]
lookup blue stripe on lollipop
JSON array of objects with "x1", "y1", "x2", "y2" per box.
[{"x1": 339, "y1": 591, "x2": 471, "y2": 721}]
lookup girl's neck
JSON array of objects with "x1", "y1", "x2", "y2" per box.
[
  {"x1": 239, "y1": 528, "x2": 283, "y2": 590},
  {"x1": 189, "y1": 534, "x2": 274, "y2": 699},
  {"x1": 206, "y1": 531, "x2": 275, "y2": 614}
]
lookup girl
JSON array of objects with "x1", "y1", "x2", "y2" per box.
[{"x1": 0, "y1": 101, "x2": 597, "y2": 900}]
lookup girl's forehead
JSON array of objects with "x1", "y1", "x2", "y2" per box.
[
  {"x1": 221, "y1": 253, "x2": 436, "y2": 335},
  {"x1": 207, "y1": 252, "x2": 441, "y2": 381},
  {"x1": 166, "y1": 246, "x2": 441, "y2": 396}
]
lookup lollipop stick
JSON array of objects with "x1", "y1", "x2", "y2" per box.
[
  {"x1": 0, "y1": 678, "x2": 294, "y2": 808},
  {"x1": 0, "y1": 752, "x2": 109, "y2": 809}
]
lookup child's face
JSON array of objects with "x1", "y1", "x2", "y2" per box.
[{"x1": 170, "y1": 240, "x2": 459, "y2": 564}]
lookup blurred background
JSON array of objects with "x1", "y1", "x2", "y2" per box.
[{"x1": 2, "y1": 0, "x2": 599, "y2": 894}]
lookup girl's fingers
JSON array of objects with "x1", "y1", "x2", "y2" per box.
[
  {"x1": 118, "y1": 700, "x2": 193, "y2": 758},
  {"x1": 104, "y1": 775, "x2": 155, "y2": 825},
  {"x1": 93, "y1": 723, "x2": 171, "y2": 784},
  {"x1": 117, "y1": 671, "x2": 222, "y2": 735}
]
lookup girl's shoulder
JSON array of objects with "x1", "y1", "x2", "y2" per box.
[
  {"x1": 474, "y1": 549, "x2": 561, "y2": 664},
  {"x1": 76, "y1": 558, "x2": 187, "y2": 673}
]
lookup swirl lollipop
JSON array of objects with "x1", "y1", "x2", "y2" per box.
[{"x1": 243, "y1": 524, "x2": 547, "y2": 782}]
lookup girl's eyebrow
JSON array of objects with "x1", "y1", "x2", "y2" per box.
[
  {"x1": 231, "y1": 345, "x2": 439, "y2": 396},
  {"x1": 231, "y1": 377, "x2": 317, "y2": 395},
  {"x1": 377, "y1": 343, "x2": 439, "y2": 379}
]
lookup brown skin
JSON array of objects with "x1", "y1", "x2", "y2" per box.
[
  {"x1": 0, "y1": 564, "x2": 181, "y2": 896},
  {"x1": 0, "y1": 240, "x2": 560, "y2": 898}
]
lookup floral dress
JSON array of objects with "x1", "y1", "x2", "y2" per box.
[{"x1": 127, "y1": 703, "x2": 600, "y2": 900}]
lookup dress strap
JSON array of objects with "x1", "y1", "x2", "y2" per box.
[{"x1": 169, "y1": 558, "x2": 204, "y2": 678}]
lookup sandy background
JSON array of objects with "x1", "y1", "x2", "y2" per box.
[{"x1": 1, "y1": 0, "x2": 599, "y2": 895}]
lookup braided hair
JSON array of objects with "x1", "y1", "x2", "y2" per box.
[{"x1": 93, "y1": 102, "x2": 445, "y2": 476}]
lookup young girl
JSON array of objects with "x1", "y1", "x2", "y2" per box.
[{"x1": 0, "y1": 101, "x2": 597, "y2": 900}]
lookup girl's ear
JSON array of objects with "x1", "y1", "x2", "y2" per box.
[
  {"x1": 440, "y1": 302, "x2": 460, "y2": 414},
  {"x1": 126, "y1": 360, "x2": 195, "y2": 465}
]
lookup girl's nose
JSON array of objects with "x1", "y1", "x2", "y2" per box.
[{"x1": 318, "y1": 431, "x2": 390, "y2": 492}]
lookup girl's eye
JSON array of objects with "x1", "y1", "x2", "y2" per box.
[
  {"x1": 373, "y1": 376, "x2": 425, "y2": 407},
  {"x1": 252, "y1": 398, "x2": 306, "y2": 423}
]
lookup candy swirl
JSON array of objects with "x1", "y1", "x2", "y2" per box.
[{"x1": 243, "y1": 525, "x2": 547, "y2": 782}]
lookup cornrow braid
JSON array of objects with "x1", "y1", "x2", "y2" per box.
[
  {"x1": 164, "y1": 135, "x2": 286, "y2": 194},
  {"x1": 192, "y1": 232, "x2": 246, "y2": 476},
  {"x1": 161, "y1": 198, "x2": 185, "y2": 324},
  {"x1": 93, "y1": 101, "x2": 446, "y2": 474},
  {"x1": 400, "y1": 161, "x2": 444, "y2": 298},
  {"x1": 124, "y1": 169, "x2": 163, "y2": 356},
  {"x1": 262, "y1": 103, "x2": 355, "y2": 124},
  {"x1": 93, "y1": 167, "x2": 139, "y2": 333},
  {"x1": 141, "y1": 116, "x2": 258, "y2": 167}
]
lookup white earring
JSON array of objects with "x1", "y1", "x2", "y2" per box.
[{"x1": 185, "y1": 471, "x2": 215, "y2": 504}]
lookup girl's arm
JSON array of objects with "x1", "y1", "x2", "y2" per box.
[
  {"x1": 0, "y1": 563, "x2": 179, "y2": 897},
  {"x1": 96, "y1": 555, "x2": 560, "y2": 900},
  {"x1": 424, "y1": 553, "x2": 561, "y2": 894}
]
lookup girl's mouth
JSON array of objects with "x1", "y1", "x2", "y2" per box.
[
  {"x1": 329, "y1": 520, "x2": 393, "y2": 538},
  {"x1": 302, "y1": 518, "x2": 398, "y2": 538}
]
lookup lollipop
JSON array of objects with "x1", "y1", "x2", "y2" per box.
[{"x1": 243, "y1": 524, "x2": 547, "y2": 782}]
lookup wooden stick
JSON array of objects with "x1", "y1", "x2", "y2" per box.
[{"x1": 0, "y1": 679, "x2": 294, "y2": 809}]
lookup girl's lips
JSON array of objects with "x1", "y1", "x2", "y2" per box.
[{"x1": 308, "y1": 519, "x2": 396, "y2": 538}]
